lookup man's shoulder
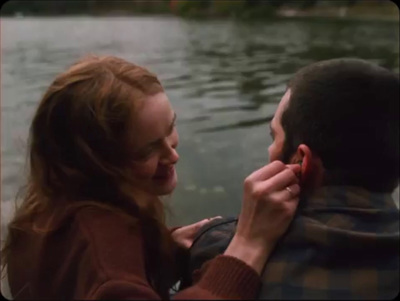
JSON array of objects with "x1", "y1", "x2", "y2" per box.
[{"x1": 186, "y1": 211, "x2": 399, "y2": 299}]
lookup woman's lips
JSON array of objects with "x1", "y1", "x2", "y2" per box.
[{"x1": 153, "y1": 166, "x2": 174, "y2": 181}]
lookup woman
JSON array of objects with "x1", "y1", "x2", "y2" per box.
[{"x1": 1, "y1": 55, "x2": 301, "y2": 299}]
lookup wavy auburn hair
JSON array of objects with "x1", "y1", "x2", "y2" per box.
[{"x1": 1, "y1": 55, "x2": 176, "y2": 297}]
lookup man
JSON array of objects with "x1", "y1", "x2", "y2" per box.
[{"x1": 182, "y1": 58, "x2": 399, "y2": 299}]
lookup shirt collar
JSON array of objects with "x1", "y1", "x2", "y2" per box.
[{"x1": 299, "y1": 185, "x2": 398, "y2": 210}]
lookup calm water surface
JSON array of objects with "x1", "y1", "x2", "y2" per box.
[{"x1": 1, "y1": 17, "x2": 399, "y2": 232}]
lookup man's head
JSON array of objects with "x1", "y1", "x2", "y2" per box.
[{"x1": 269, "y1": 58, "x2": 399, "y2": 193}]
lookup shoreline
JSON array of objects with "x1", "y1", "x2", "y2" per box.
[
  {"x1": 2, "y1": 14, "x2": 398, "y2": 23},
  {"x1": 2, "y1": 0, "x2": 398, "y2": 22},
  {"x1": 276, "y1": 5, "x2": 399, "y2": 22}
]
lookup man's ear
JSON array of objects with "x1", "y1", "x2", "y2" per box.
[
  {"x1": 295, "y1": 144, "x2": 324, "y2": 191},
  {"x1": 290, "y1": 144, "x2": 313, "y2": 184},
  {"x1": 297, "y1": 144, "x2": 312, "y2": 177}
]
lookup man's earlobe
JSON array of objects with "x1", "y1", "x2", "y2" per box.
[{"x1": 296, "y1": 160, "x2": 303, "y2": 179}]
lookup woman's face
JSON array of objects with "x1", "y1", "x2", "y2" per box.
[{"x1": 129, "y1": 92, "x2": 179, "y2": 196}]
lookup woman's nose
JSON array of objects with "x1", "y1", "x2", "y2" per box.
[
  {"x1": 160, "y1": 140, "x2": 179, "y2": 165},
  {"x1": 167, "y1": 147, "x2": 179, "y2": 165}
]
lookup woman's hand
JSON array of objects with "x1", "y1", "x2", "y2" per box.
[
  {"x1": 171, "y1": 216, "x2": 222, "y2": 249},
  {"x1": 224, "y1": 160, "x2": 301, "y2": 275}
]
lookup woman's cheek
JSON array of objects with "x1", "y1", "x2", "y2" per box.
[{"x1": 132, "y1": 157, "x2": 159, "y2": 179}]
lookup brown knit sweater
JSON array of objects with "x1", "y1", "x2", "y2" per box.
[{"x1": 7, "y1": 206, "x2": 260, "y2": 300}]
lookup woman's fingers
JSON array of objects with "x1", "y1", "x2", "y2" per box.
[
  {"x1": 246, "y1": 161, "x2": 301, "y2": 185},
  {"x1": 267, "y1": 183, "x2": 301, "y2": 202},
  {"x1": 246, "y1": 160, "x2": 287, "y2": 183},
  {"x1": 286, "y1": 164, "x2": 301, "y2": 175},
  {"x1": 193, "y1": 216, "x2": 222, "y2": 231},
  {"x1": 284, "y1": 183, "x2": 301, "y2": 199},
  {"x1": 253, "y1": 167, "x2": 299, "y2": 195}
]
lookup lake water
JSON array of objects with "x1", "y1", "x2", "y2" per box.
[{"x1": 1, "y1": 16, "x2": 399, "y2": 234}]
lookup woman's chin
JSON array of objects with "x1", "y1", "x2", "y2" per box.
[
  {"x1": 156, "y1": 180, "x2": 177, "y2": 196},
  {"x1": 152, "y1": 168, "x2": 178, "y2": 196}
]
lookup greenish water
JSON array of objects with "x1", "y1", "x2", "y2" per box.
[{"x1": 1, "y1": 17, "x2": 399, "y2": 233}]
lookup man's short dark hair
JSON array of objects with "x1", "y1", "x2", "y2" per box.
[{"x1": 281, "y1": 58, "x2": 399, "y2": 193}]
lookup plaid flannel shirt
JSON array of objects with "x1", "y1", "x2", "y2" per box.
[{"x1": 185, "y1": 186, "x2": 400, "y2": 300}]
